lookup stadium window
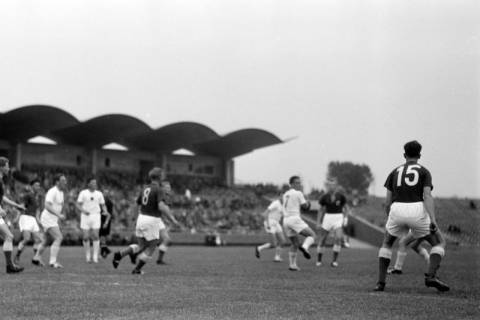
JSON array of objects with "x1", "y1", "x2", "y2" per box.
[
  {"x1": 105, "y1": 157, "x2": 111, "y2": 168},
  {"x1": 76, "y1": 155, "x2": 82, "y2": 166}
]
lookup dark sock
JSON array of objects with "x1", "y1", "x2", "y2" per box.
[
  {"x1": 317, "y1": 253, "x2": 323, "y2": 262},
  {"x1": 33, "y1": 248, "x2": 37, "y2": 255},
  {"x1": 378, "y1": 257, "x2": 390, "y2": 284},
  {"x1": 427, "y1": 253, "x2": 442, "y2": 277},
  {"x1": 135, "y1": 259, "x2": 146, "y2": 271},
  {"x1": 157, "y1": 250, "x2": 165, "y2": 262},
  {"x1": 16, "y1": 249, "x2": 22, "y2": 258},
  {"x1": 333, "y1": 251, "x2": 339, "y2": 262},
  {"x1": 4, "y1": 251, "x2": 13, "y2": 267}
]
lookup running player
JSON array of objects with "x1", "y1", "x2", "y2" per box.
[
  {"x1": 315, "y1": 178, "x2": 349, "y2": 267},
  {"x1": 0, "y1": 157, "x2": 25, "y2": 273},
  {"x1": 33, "y1": 174, "x2": 67, "y2": 268},
  {"x1": 14, "y1": 179, "x2": 44, "y2": 265},
  {"x1": 255, "y1": 193, "x2": 286, "y2": 262},
  {"x1": 76, "y1": 177, "x2": 110, "y2": 263},
  {"x1": 112, "y1": 167, "x2": 180, "y2": 274},
  {"x1": 282, "y1": 176, "x2": 316, "y2": 271},
  {"x1": 374, "y1": 140, "x2": 449, "y2": 292},
  {"x1": 100, "y1": 189, "x2": 114, "y2": 258}
]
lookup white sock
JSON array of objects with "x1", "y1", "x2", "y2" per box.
[
  {"x1": 302, "y1": 236, "x2": 314, "y2": 250},
  {"x1": 3, "y1": 240, "x2": 13, "y2": 251},
  {"x1": 258, "y1": 243, "x2": 272, "y2": 251},
  {"x1": 418, "y1": 247, "x2": 430, "y2": 264},
  {"x1": 83, "y1": 240, "x2": 91, "y2": 261},
  {"x1": 275, "y1": 246, "x2": 282, "y2": 257},
  {"x1": 50, "y1": 243, "x2": 60, "y2": 264},
  {"x1": 289, "y1": 251, "x2": 297, "y2": 267},
  {"x1": 92, "y1": 240, "x2": 100, "y2": 262},
  {"x1": 394, "y1": 250, "x2": 407, "y2": 270}
]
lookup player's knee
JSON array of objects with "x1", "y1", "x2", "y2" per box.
[
  {"x1": 129, "y1": 244, "x2": 140, "y2": 254},
  {"x1": 430, "y1": 245, "x2": 445, "y2": 257},
  {"x1": 333, "y1": 244, "x2": 341, "y2": 252},
  {"x1": 378, "y1": 247, "x2": 392, "y2": 259},
  {"x1": 91, "y1": 234, "x2": 100, "y2": 241}
]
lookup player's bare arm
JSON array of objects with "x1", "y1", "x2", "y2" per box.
[
  {"x1": 45, "y1": 201, "x2": 63, "y2": 218},
  {"x1": 101, "y1": 203, "x2": 111, "y2": 225},
  {"x1": 423, "y1": 186, "x2": 437, "y2": 229},
  {"x1": 75, "y1": 201, "x2": 89, "y2": 215},
  {"x1": 384, "y1": 190, "x2": 392, "y2": 216},
  {"x1": 158, "y1": 201, "x2": 179, "y2": 226},
  {"x1": 2, "y1": 196, "x2": 25, "y2": 211}
]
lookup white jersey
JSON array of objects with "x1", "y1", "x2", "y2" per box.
[
  {"x1": 42, "y1": 186, "x2": 64, "y2": 216},
  {"x1": 267, "y1": 199, "x2": 283, "y2": 222},
  {"x1": 282, "y1": 189, "x2": 307, "y2": 218},
  {"x1": 77, "y1": 189, "x2": 105, "y2": 216}
]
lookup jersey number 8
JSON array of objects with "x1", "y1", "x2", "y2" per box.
[
  {"x1": 142, "y1": 188, "x2": 151, "y2": 205},
  {"x1": 396, "y1": 164, "x2": 420, "y2": 187}
]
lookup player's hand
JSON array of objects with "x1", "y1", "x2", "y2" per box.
[
  {"x1": 58, "y1": 213, "x2": 66, "y2": 220},
  {"x1": 343, "y1": 217, "x2": 348, "y2": 227},
  {"x1": 430, "y1": 222, "x2": 438, "y2": 233}
]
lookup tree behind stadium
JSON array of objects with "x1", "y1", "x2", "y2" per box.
[{"x1": 327, "y1": 161, "x2": 374, "y2": 195}]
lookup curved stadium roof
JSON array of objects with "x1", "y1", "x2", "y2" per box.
[{"x1": 0, "y1": 105, "x2": 284, "y2": 158}]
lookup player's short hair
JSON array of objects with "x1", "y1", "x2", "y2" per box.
[
  {"x1": 0, "y1": 157, "x2": 9, "y2": 168},
  {"x1": 325, "y1": 177, "x2": 337, "y2": 185},
  {"x1": 289, "y1": 175, "x2": 300, "y2": 185},
  {"x1": 148, "y1": 167, "x2": 163, "y2": 181},
  {"x1": 53, "y1": 174, "x2": 65, "y2": 184},
  {"x1": 404, "y1": 140, "x2": 422, "y2": 158},
  {"x1": 30, "y1": 179, "x2": 41, "y2": 186},
  {"x1": 86, "y1": 176, "x2": 97, "y2": 184}
]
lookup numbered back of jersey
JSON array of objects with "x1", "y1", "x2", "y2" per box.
[{"x1": 385, "y1": 163, "x2": 433, "y2": 203}]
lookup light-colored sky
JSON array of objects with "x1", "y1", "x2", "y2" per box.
[{"x1": 0, "y1": 0, "x2": 478, "y2": 197}]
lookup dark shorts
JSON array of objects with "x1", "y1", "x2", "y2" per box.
[{"x1": 100, "y1": 215, "x2": 111, "y2": 237}]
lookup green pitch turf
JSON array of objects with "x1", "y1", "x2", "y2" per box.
[{"x1": 0, "y1": 245, "x2": 478, "y2": 320}]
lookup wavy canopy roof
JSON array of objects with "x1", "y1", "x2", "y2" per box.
[
  {"x1": 0, "y1": 105, "x2": 79, "y2": 142},
  {"x1": 0, "y1": 105, "x2": 284, "y2": 158}
]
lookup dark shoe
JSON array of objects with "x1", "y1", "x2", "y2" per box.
[
  {"x1": 156, "y1": 260, "x2": 167, "y2": 265},
  {"x1": 388, "y1": 268, "x2": 403, "y2": 275},
  {"x1": 32, "y1": 258, "x2": 45, "y2": 267},
  {"x1": 425, "y1": 275, "x2": 450, "y2": 292},
  {"x1": 13, "y1": 255, "x2": 20, "y2": 265},
  {"x1": 112, "y1": 252, "x2": 122, "y2": 269},
  {"x1": 299, "y1": 246, "x2": 311, "y2": 259},
  {"x1": 255, "y1": 247, "x2": 260, "y2": 259},
  {"x1": 132, "y1": 268, "x2": 144, "y2": 275},
  {"x1": 373, "y1": 282, "x2": 385, "y2": 292},
  {"x1": 6, "y1": 265, "x2": 24, "y2": 274}
]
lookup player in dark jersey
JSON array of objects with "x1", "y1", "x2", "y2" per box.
[
  {"x1": 100, "y1": 189, "x2": 114, "y2": 258},
  {"x1": 374, "y1": 141, "x2": 449, "y2": 292},
  {"x1": 315, "y1": 178, "x2": 349, "y2": 267},
  {"x1": 14, "y1": 179, "x2": 44, "y2": 265},
  {"x1": 112, "y1": 167, "x2": 179, "y2": 274},
  {"x1": 0, "y1": 157, "x2": 25, "y2": 273}
]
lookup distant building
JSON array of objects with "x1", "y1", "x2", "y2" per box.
[{"x1": 0, "y1": 105, "x2": 284, "y2": 186}]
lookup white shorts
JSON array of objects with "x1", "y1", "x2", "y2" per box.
[
  {"x1": 40, "y1": 211, "x2": 59, "y2": 230},
  {"x1": 80, "y1": 213, "x2": 101, "y2": 230},
  {"x1": 386, "y1": 202, "x2": 430, "y2": 238},
  {"x1": 264, "y1": 219, "x2": 283, "y2": 234},
  {"x1": 321, "y1": 213, "x2": 344, "y2": 231},
  {"x1": 283, "y1": 215, "x2": 309, "y2": 237},
  {"x1": 19, "y1": 215, "x2": 40, "y2": 233},
  {"x1": 135, "y1": 214, "x2": 162, "y2": 241}
]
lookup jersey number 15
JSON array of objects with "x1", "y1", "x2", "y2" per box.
[{"x1": 396, "y1": 164, "x2": 420, "y2": 187}]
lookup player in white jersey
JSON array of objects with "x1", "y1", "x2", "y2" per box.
[
  {"x1": 255, "y1": 193, "x2": 286, "y2": 262},
  {"x1": 282, "y1": 176, "x2": 316, "y2": 271},
  {"x1": 33, "y1": 174, "x2": 67, "y2": 268},
  {"x1": 76, "y1": 177, "x2": 110, "y2": 263}
]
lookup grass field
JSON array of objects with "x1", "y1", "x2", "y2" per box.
[{"x1": 0, "y1": 245, "x2": 479, "y2": 320}]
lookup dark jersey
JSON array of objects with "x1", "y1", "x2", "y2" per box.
[
  {"x1": 21, "y1": 189, "x2": 38, "y2": 217},
  {"x1": 0, "y1": 178, "x2": 4, "y2": 202},
  {"x1": 136, "y1": 182, "x2": 167, "y2": 218},
  {"x1": 384, "y1": 161, "x2": 433, "y2": 203},
  {"x1": 320, "y1": 192, "x2": 347, "y2": 213}
]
